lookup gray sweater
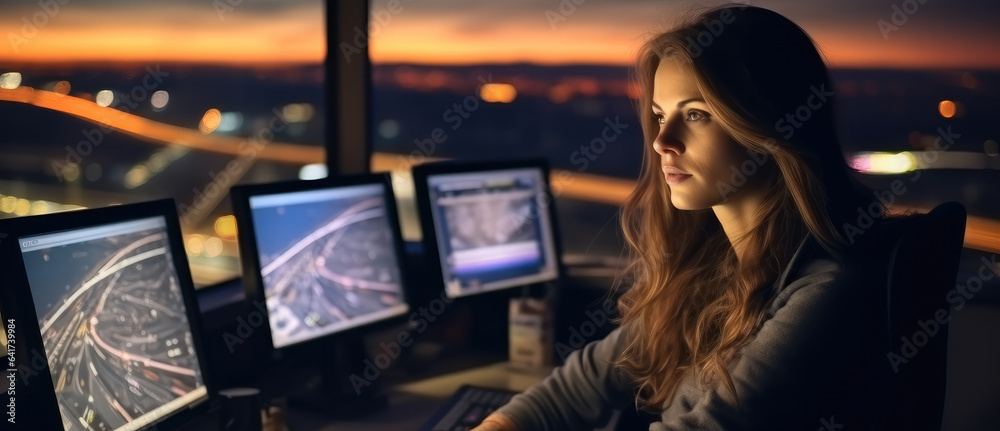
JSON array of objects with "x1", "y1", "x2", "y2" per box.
[{"x1": 496, "y1": 234, "x2": 891, "y2": 430}]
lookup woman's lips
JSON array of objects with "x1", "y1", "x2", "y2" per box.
[
  {"x1": 664, "y1": 173, "x2": 692, "y2": 184},
  {"x1": 662, "y1": 165, "x2": 692, "y2": 184}
]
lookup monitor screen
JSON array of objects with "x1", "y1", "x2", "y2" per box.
[
  {"x1": 18, "y1": 216, "x2": 207, "y2": 431},
  {"x1": 246, "y1": 182, "x2": 409, "y2": 348},
  {"x1": 424, "y1": 167, "x2": 559, "y2": 298}
]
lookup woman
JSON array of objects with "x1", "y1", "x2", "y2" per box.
[{"x1": 476, "y1": 3, "x2": 895, "y2": 430}]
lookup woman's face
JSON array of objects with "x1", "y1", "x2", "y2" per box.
[{"x1": 651, "y1": 59, "x2": 772, "y2": 211}]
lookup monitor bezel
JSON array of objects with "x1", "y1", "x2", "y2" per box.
[
  {"x1": 229, "y1": 173, "x2": 412, "y2": 350},
  {"x1": 0, "y1": 199, "x2": 213, "y2": 431},
  {"x1": 412, "y1": 158, "x2": 565, "y2": 300}
]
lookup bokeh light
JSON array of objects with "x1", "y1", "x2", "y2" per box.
[
  {"x1": 199, "y1": 108, "x2": 222, "y2": 134},
  {"x1": 53, "y1": 81, "x2": 71, "y2": 95},
  {"x1": 151, "y1": 90, "x2": 169, "y2": 109},
  {"x1": 124, "y1": 165, "x2": 151, "y2": 189},
  {"x1": 0, "y1": 194, "x2": 86, "y2": 216},
  {"x1": 298, "y1": 163, "x2": 328, "y2": 180},
  {"x1": 938, "y1": 100, "x2": 956, "y2": 118},
  {"x1": 214, "y1": 215, "x2": 238, "y2": 240},
  {"x1": 96, "y1": 90, "x2": 114, "y2": 107},
  {"x1": 0, "y1": 196, "x2": 17, "y2": 213},
  {"x1": 850, "y1": 152, "x2": 918, "y2": 174},
  {"x1": 0, "y1": 72, "x2": 21, "y2": 89},
  {"x1": 282, "y1": 103, "x2": 314, "y2": 123},
  {"x1": 216, "y1": 112, "x2": 244, "y2": 133},
  {"x1": 378, "y1": 119, "x2": 400, "y2": 139},
  {"x1": 14, "y1": 198, "x2": 31, "y2": 216},
  {"x1": 204, "y1": 237, "x2": 224, "y2": 257},
  {"x1": 61, "y1": 162, "x2": 80, "y2": 182},
  {"x1": 186, "y1": 235, "x2": 205, "y2": 256},
  {"x1": 29, "y1": 201, "x2": 49, "y2": 215},
  {"x1": 480, "y1": 83, "x2": 517, "y2": 103}
]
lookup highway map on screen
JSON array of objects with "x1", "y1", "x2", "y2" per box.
[
  {"x1": 251, "y1": 187, "x2": 407, "y2": 348},
  {"x1": 21, "y1": 220, "x2": 205, "y2": 431}
]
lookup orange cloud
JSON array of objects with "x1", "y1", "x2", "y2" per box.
[
  {"x1": 3, "y1": 1, "x2": 997, "y2": 69},
  {"x1": 3, "y1": 3, "x2": 324, "y2": 64}
]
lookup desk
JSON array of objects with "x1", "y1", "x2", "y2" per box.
[
  {"x1": 285, "y1": 361, "x2": 553, "y2": 431},
  {"x1": 185, "y1": 361, "x2": 624, "y2": 431}
]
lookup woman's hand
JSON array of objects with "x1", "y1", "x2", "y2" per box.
[{"x1": 472, "y1": 412, "x2": 519, "y2": 431}]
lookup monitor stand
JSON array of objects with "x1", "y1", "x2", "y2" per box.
[{"x1": 287, "y1": 334, "x2": 389, "y2": 418}]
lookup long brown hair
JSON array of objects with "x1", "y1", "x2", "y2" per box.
[{"x1": 614, "y1": 4, "x2": 882, "y2": 410}]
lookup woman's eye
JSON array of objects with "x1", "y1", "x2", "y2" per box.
[
  {"x1": 686, "y1": 110, "x2": 708, "y2": 122},
  {"x1": 653, "y1": 114, "x2": 665, "y2": 125}
]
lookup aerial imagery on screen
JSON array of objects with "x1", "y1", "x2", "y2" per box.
[
  {"x1": 249, "y1": 185, "x2": 407, "y2": 348},
  {"x1": 20, "y1": 217, "x2": 206, "y2": 431}
]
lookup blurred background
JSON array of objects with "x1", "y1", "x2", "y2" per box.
[
  {"x1": 0, "y1": 0, "x2": 998, "y2": 427},
  {"x1": 1, "y1": 0, "x2": 997, "y2": 284}
]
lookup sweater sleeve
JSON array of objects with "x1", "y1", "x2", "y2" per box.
[
  {"x1": 650, "y1": 260, "x2": 883, "y2": 430},
  {"x1": 494, "y1": 326, "x2": 635, "y2": 431}
]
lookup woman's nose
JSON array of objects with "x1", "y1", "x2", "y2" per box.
[{"x1": 652, "y1": 118, "x2": 684, "y2": 156}]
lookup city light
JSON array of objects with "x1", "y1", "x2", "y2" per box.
[
  {"x1": 54, "y1": 81, "x2": 71, "y2": 95},
  {"x1": 124, "y1": 165, "x2": 151, "y2": 189},
  {"x1": 151, "y1": 90, "x2": 169, "y2": 110},
  {"x1": 281, "y1": 103, "x2": 314, "y2": 123},
  {"x1": 480, "y1": 83, "x2": 517, "y2": 103},
  {"x1": 61, "y1": 162, "x2": 81, "y2": 182},
  {"x1": 185, "y1": 235, "x2": 205, "y2": 256},
  {"x1": 938, "y1": 100, "x2": 956, "y2": 118},
  {"x1": 204, "y1": 237, "x2": 224, "y2": 257},
  {"x1": 216, "y1": 112, "x2": 243, "y2": 133},
  {"x1": 184, "y1": 234, "x2": 225, "y2": 257},
  {"x1": 849, "y1": 152, "x2": 918, "y2": 174},
  {"x1": 30, "y1": 201, "x2": 49, "y2": 215},
  {"x1": 0, "y1": 86, "x2": 323, "y2": 165},
  {"x1": 123, "y1": 146, "x2": 189, "y2": 189},
  {"x1": 214, "y1": 215, "x2": 238, "y2": 240},
  {"x1": 548, "y1": 85, "x2": 573, "y2": 103},
  {"x1": 0, "y1": 196, "x2": 16, "y2": 213},
  {"x1": 96, "y1": 90, "x2": 114, "y2": 107},
  {"x1": 0, "y1": 72, "x2": 21, "y2": 90},
  {"x1": 0, "y1": 194, "x2": 86, "y2": 216},
  {"x1": 377, "y1": 119, "x2": 400, "y2": 139},
  {"x1": 14, "y1": 198, "x2": 31, "y2": 216},
  {"x1": 199, "y1": 108, "x2": 222, "y2": 134},
  {"x1": 298, "y1": 163, "x2": 328, "y2": 180}
]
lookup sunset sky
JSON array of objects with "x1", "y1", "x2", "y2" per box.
[{"x1": 1, "y1": 0, "x2": 998, "y2": 69}]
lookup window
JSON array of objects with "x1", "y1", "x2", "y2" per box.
[
  {"x1": 368, "y1": 0, "x2": 1000, "y2": 261},
  {"x1": 0, "y1": 0, "x2": 326, "y2": 286}
]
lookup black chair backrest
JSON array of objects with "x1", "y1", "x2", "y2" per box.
[{"x1": 877, "y1": 201, "x2": 967, "y2": 430}]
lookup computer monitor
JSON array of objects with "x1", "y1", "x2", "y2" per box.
[
  {"x1": 230, "y1": 174, "x2": 410, "y2": 350},
  {"x1": 0, "y1": 199, "x2": 211, "y2": 431},
  {"x1": 229, "y1": 174, "x2": 410, "y2": 414},
  {"x1": 413, "y1": 159, "x2": 562, "y2": 299}
]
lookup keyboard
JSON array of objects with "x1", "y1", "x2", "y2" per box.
[{"x1": 420, "y1": 385, "x2": 519, "y2": 431}]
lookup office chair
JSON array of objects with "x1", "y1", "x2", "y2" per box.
[{"x1": 874, "y1": 201, "x2": 967, "y2": 431}]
